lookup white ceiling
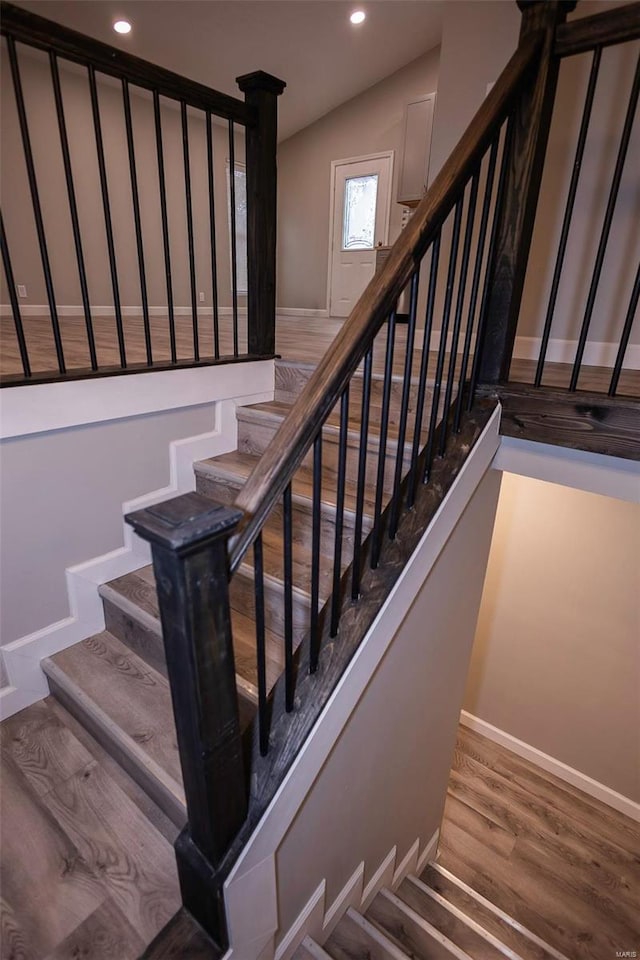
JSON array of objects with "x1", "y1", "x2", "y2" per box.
[{"x1": 15, "y1": 0, "x2": 443, "y2": 141}]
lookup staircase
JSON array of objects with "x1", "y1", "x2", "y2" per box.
[
  {"x1": 39, "y1": 354, "x2": 431, "y2": 830},
  {"x1": 294, "y1": 863, "x2": 566, "y2": 960},
  {"x1": 37, "y1": 355, "x2": 570, "y2": 960}
]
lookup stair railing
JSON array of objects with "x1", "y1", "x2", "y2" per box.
[
  {"x1": 0, "y1": 2, "x2": 284, "y2": 385},
  {"x1": 476, "y1": 1, "x2": 640, "y2": 457},
  {"x1": 127, "y1": 4, "x2": 569, "y2": 949}
]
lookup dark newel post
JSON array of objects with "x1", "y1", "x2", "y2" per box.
[
  {"x1": 237, "y1": 70, "x2": 286, "y2": 358},
  {"x1": 477, "y1": 0, "x2": 577, "y2": 383},
  {"x1": 126, "y1": 493, "x2": 246, "y2": 948}
]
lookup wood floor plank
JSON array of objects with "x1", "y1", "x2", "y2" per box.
[
  {"x1": 448, "y1": 755, "x2": 640, "y2": 899},
  {"x1": 0, "y1": 698, "x2": 94, "y2": 799},
  {"x1": 1, "y1": 896, "x2": 38, "y2": 960},
  {"x1": 439, "y1": 729, "x2": 640, "y2": 960},
  {"x1": 44, "y1": 898, "x2": 145, "y2": 960},
  {"x1": 1, "y1": 753, "x2": 105, "y2": 958},
  {"x1": 15, "y1": 733, "x2": 180, "y2": 944},
  {"x1": 50, "y1": 633, "x2": 182, "y2": 786}
]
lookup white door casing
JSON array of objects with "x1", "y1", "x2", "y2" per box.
[{"x1": 328, "y1": 152, "x2": 393, "y2": 318}]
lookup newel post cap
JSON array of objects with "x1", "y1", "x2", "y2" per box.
[
  {"x1": 126, "y1": 492, "x2": 242, "y2": 554},
  {"x1": 236, "y1": 70, "x2": 286, "y2": 96}
]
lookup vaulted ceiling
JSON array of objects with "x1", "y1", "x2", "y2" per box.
[{"x1": 15, "y1": 1, "x2": 443, "y2": 141}]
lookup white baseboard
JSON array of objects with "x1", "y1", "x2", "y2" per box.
[
  {"x1": 272, "y1": 828, "x2": 439, "y2": 960},
  {"x1": 410, "y1": 329, "x2": 640, "y2": 370},
  {"x1": 321, "y1": 864, "x2": 365, "y2": 939},
  {"x1": 276, "y1": 307, "x2": 330, "y2": 319},
  {"x1": 0, "y1": 402, "x2": 242, "y2": 721},
  {"x1": 391, "y1": 838, "x2": 420, "y2": 888},
  {"x1": 460, "y1": 710, "x2": 640, "y2": 823},
  {"x1": 512, "y1": 335, "x2": 640, "y2": 370}
]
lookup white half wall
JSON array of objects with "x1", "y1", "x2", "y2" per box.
[
  {"x1": 221, "y1": 410, "x2": 502, "y2": 960},
  {"x1": 0, "y1": 361, "x2": 274, "y2": 718}
]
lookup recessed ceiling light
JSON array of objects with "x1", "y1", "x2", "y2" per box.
[
  {"x1": 350, "y1": 10, "x2": 366, "y2": 25},
  {"x1": 113, "y1": 19, "x2": 132, "y2": 34}
]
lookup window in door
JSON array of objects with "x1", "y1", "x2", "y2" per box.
[{"x1": 342, "y1": 174, "x2": 379, "y2": 250}]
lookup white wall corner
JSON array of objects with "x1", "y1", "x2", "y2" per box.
[
  {"x1": 391, "y1": 838, "x2": 420, "y2": 888},
  {"x1": 460, "y1": 711, "x2": 640, "y2": 824},
  {"x1": 225, "y1": 854, "x2": 279, "y2": 955},
  {"x1": 0, "y1": 400, "x2": 243, "y2": 719},
  {"x1": 320, "y1": 863, "x2": 365, "y2": 940},
  {"x1": 360, "y1": 846, "x2": 397, "y2": 912},
  {"x1": 275, "y1": 881, "x2": 327, "y2": 960},
  {"x1": 416, "y1": 829, "x2": 440, "y2": 877}
]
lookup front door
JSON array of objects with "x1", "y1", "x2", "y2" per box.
[{"x1": 329, "y1": 153, "x2": 393, "y2": 318}]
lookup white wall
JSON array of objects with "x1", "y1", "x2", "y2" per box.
[
  {"x1": 0, "y1": 361, "x2": 274, "y2": 717},
  {"x1": 430, "y1": 1, "x2": 640, "y2": 356},
  {"x1": 276, "y1": 47, "x2": 440, "y2": 311},
  {"x1": 0, "y1": 46, "x2": 246, "y2": 311},
  {"x1": 222, "y1": 410, "x2": 501, "y2": 959},
  {"x1": 465, "y1": 470, "x2": 640, "y2": 807}
]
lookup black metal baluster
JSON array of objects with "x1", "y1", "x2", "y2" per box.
[
  {"x1": 351, "y1": 347, "x2": 372, "y2": 600},
  {"x1": 330, "y1": 387, "x2": 350, "y2": 637},
  {"x1": 283, "y1": 483, "x2": 295, "y2": 711},
  {"x1": 469, "y1": 114, "x2": 515, "y2": 407},
  {"x1": 609, "y1": 263, "x2": 640, "y2": 397},
  {"x1": 371, "y1": 311, "x2": 397, "y2": 570},
  {"x1": 309, "y1": 433, "x2": 323, "y2": 673},
  {"x1": 407, "y1": 233, "x2": 441, "y2": 509},
  {"x1": 206, "y1": 112, "x2": 221, "y2": 359},
  {"x1": 7, "y1": 37, "x2": 65, "y2": 374},
  {"x1": 50, "y1": 53, "x2": 97, "y2": 371},
  {"x1": 423, "y1": 199, "x2": 464, "y2": 482},
  {"x1": 536, "y1": 47, "x2": 602, "y2": 387},
  {"x1": 389, "y1": 273, "x2": 420, "y2": 539},
  {"x1": 153, "y1": 91, "x2": 176, "y2": 364},
  {"x1": 122, "y1": 78, "x2": 152, "y2": 366},
  {"x1": 0, "y1": 210, "x2": 30, "y2": 378},
  {"x1": 228, "y1": 120, "x2": 239, "y2": 357},
  {"x1": 88, "y1": 64, "x2": 126, "y2": 368},
  {"x1": 181, "y1": 101, "x2": 199, "y2": 361},
  {"x1": 454, "y1": 139, "x2": 498, "y2": 433},
  {"x1": 253, "y1": 532, "x2": 269, "y2": 756},
  {"x1": 570, "y1": 52, "x2": 639, "y2": 391},
  {"x1": 439, "y1": 172, "x2": 479, "y2": 456}
]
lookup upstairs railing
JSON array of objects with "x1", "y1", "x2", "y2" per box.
[
  {"x1": 476, "y1": 1, "x2": 640, "y2": 454},
  {"x1": 0, "y1": 2, "x2": 284, "y2": 385}
]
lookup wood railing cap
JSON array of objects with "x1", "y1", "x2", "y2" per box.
[
  {"x1": 126, "y1": 493, "x2": 242, "y2": 553},
  {"x1": 236, "y1": 71, "x2": 286, "y2": 96}
]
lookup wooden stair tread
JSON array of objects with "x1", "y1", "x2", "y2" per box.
[
  {"x1": 417, "y1": 866, "x2": 570, "y2": 960},
  {"x1": 384, "y1": 878, "x2": 510, "y2": 960},
  {"x1": 366, "y1": 888, "x2": 474, "y2": 960},
  {"x1": 101, "y1": 570, "x2": 284, "y2": 693},
  {"x1": 195, "y1": 449, "x2": 378, "y2": 519},
  {"x1": 42, "y1": 631, "x2": 186, "y2": 826},
  {"x1": 237, "y1": 398, "x2": 430, "y2": 447}
]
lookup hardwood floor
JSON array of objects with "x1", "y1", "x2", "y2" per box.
[
  {"x1": 3, "y1": 701, "x2": 638, "y2": 958},
  {"x1": 1, "y1": 313, "x2": 638, "y2": 396},
  {"x1": 0, "y1": 697, "x2": 181, "y2": 960},
  {"x1": 438, "y1": 725, "x2": 640, "y2": 960}
]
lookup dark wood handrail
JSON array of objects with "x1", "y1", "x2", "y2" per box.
[
  {"x1": 555, "y1": 2, "x2": 640, "y2": 57},
  {"x1": 229, "y1": 30, "x2": 544, "y2": 573},
  {"x1": 0, "y1": 2, "x2": 255, "y2": 125}
]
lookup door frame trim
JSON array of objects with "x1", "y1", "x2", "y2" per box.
[{"x1": 326, "y1": 150, "x2": 395, "y2": 318}]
